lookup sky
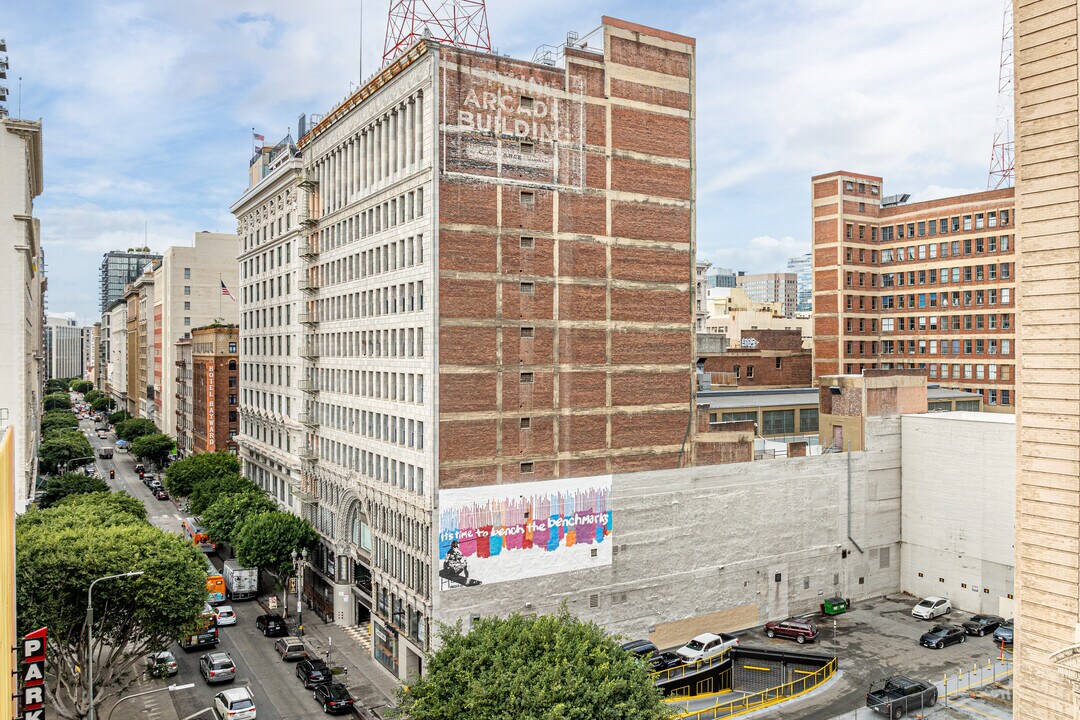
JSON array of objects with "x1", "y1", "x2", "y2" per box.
[{"x1": 6, "y1": 0, "x2": 1008, "y2": 324}]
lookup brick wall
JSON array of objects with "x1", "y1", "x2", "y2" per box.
[{"x1": 437, "y1": 19, "x2": 697, "y2": 489}]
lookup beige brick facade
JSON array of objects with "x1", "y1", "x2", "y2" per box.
[{"x1": 1014, "y1": 1, "x2": 1080, "y2": 717}]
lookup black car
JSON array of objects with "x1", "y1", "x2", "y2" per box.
[
  {"x1": 920, "y1": 624, "x2": 966, "y2": 649},
  {"x1": 962, "y1": 614, "x2": 1005, "y2": 636},
  {"x1": 648, "y1": 651, "x2": 684, "y2": 672},
  {"x1": 255, "y1": 613, "x2": 288, "y2": 637},
  {"x1": 313, "y1": 682, "x2": 354, "y2": 714},
  {"x1": 296, "y1": 658, "x2": 332, "y2": 688}
]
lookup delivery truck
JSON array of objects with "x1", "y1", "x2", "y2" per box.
[{"x1": 222, "y1": 559, "x2": 259, "y2": 601}]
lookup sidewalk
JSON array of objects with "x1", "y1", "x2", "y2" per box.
[{"x1": 256, "y1": 596, "x2": 401, "y2": 717}]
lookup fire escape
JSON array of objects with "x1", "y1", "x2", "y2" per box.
[{"x1": 295, "y1": 166, "x2": 321, "y2": 517}]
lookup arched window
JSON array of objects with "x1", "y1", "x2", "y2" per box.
[
  {"x1": 348, "y1": 501, "x2": 372, "y2": 552},
  {"x1": 228, "y1": 359, "x2": 237, "y2": 371}
]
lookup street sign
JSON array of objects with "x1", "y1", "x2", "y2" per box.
[{"x1": 268, "y1": 596, "x2": 278, "y2": 610}]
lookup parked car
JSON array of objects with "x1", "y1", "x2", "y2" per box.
[
  {"x1": 296, "y1": 658, "x2": 332, "y2": 688},
  {"x1": 199, "y1": 651, "x2": 237, "y2": 683},
  {"x1": 143, "y1": 474, "x2": 158, "y2": 488},
  {"x1": 764, "y1": 617, "x2": 820, "y2": 644},
  {"x1": 148, "y1": 479, "x2": 163, "y2": 492},
  {"x1": 154, "y1": 487, "x2": 170, "y2": 500},
  {"x1": 619, "y1": 640, "x2": 681, "y2": 671},
  {"x1": 993, "y1": 619, "x2": 1014, "y2": 646},
  {"x1": 962, "y1": 614, "x2": 1005, "y2": 636},
  {"x1": 255, "y1": 614, "x2": 288, "y2": 637},
  {"x1": 145, "y1": 650, "x2": 179, "y2": 677},
  {"x1": 620, "y1": 639, "x2": 658, "y2": 659},
  {"x1": 313, "y1": 682, "x2": 354, "y2": 714},
  {"x1": 214, "y1": 687, "x2": 256, "y2": 720},
  {"x1": 134, "y1": 463, "x2": 146, "y2": 474},
  {"x1": 911, "y1": 596, "x2": 952, "y2": 620},
  {"x1": 866, "y1": 676, "x2": 937, "y2": 718},
  {"x1": 675, "y1": 632, "x2": 739, "y2": 663},
  {"x1": 215, "y1": 605, "x2": 236, "y2": 626},
  {"x1": 275, "y1": 636, "x2": 308, "y2": 662},
  {"x1": 919, "y1": 624, "x2": 966, "y2": 649}
]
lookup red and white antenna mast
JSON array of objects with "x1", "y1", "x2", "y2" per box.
[
  {"x1": 383, "y1": 0, "x2": 491, "y2": 63},
  {"x1": 988, "y1": 0, "x2": 1014, "y2": 190}
]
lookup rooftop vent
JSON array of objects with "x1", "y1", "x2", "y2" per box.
[{"x1": 880, "y1": 193, "x2": 911, "y2": 208}]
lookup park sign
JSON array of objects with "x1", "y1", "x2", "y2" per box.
[{"x1": 20, "y1": 626, "x2": 47, "y2": 720}]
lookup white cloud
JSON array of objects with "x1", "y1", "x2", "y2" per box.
[{"x1": 702, "y1": 235, "x2": 810, "y2": 275}]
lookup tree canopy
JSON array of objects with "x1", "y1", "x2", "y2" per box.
[
  {"x1": 16, "y1": 493, "x2": 207, "y2": 720},
  {"x1": 90, "y1": 396, "x2": 116, "y2": 413},
  {"x1": 42, "y1": 410, "x2": 79, "y2": 435},
  {"x1": 45, "y1": 378, "x2": 72, "y2": 393},
  {"x1": 398, "y1": 610, "x2": 671, "y2": 720},
  {"x1": 200, "y1": 491, "x2": 276, "y2": 545},
  {"x1": 71, "y1": 380, "x2": 94, "y2": 394},
  {"x1": 108, "y1": 410, "x2": 132, "y2": 425},
  {"x1": 189, "y1": 474, "x2": 261, "y2": 516},
  {"x1": 131, "y1": 433, "x2": 173, "y2": 468},
  {"x1": 164, "y1": 452, "x2": 240, "y2": 498},
  {"x1": 44, "y1": 392, "x2": 73, "y2": 411},
  {"x1": 38, "y1": 429, "x2": 94, "y2": 475},
  {"x1": 38, "y1": 473, "x2": 109, "y2": 509},
  {"x1": 233, "y1": 511, "x2": 318, "y2": 583},
  {"x1": 114, "y1": 418, "x2": 158, "y2": 442}
]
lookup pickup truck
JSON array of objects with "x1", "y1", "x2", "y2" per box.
[{"x1": 866, "y1": 676, "x2": 938, "y2": 718}]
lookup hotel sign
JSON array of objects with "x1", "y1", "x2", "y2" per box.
[
  {"x1": 20, "y1": 627, "x2": 47, "y2": 720},
  {"x1": 206, "y1": 363, "x2": 216, "y2": 450}
]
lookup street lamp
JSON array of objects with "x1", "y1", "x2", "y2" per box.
[
  {"x1": 290, "y1": 548, "x2": 308, "y2": 636},
  {"x1": 105, "y1": 683, "x2": 193, "y2": 720},
  {"x1": 87, "y1": 571, "x2": 145, "y2": 720}
]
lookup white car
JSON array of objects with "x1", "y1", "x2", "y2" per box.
[
  {"x1": 912, "y1": 596, "x2": 952, "y2": 620},
  {"x1": 675, "y1": 632, "x2": 739, "y2": 663},
  {"x1": 214, "y1": 687, "x2": 256, "y2": 720},
  {"x1": 215, "y1": 606, "x2": 237, "y2": 626}
]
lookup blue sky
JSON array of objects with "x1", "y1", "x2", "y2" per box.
[{"x1": 7, "y1": 0, "x2": 1006, "y2": 324}]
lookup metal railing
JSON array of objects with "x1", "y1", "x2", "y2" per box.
[
  {"x1": 652, "y1": 651, "x2": 730, "y2": 684},
  {"x1": 675, "y1": 657, "x2": 837, "y2": 719}
]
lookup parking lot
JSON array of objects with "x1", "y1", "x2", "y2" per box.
[{"x1": 693, "y1": 593, "x2": 1012, "y2": 719}]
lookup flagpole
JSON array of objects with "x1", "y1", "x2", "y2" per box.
[{"x1": 219, "y1": 274, "x2": 223, "y2": 319}]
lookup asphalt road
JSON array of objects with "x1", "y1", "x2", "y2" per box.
[{"x1": 82, "y1": 419, "x2": 339, "y2": 720}]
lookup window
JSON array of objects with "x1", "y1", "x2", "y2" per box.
[
  {"x1": 520, "y1": 461, "x2": 534, "y2": 474},
  {"x1": 963, "y1": 215, "x2": 972, "y2": 231},
  {"x1": 184, "y1": 267, "x2": 191, "y2": 279},
  {"x1": 721, "y1": 411, "x2": 757, "y2": 423},
  {"x1": 519, "y1": 190, "x2": 535, "y2": 207},
  {"x1": 228, "y1": 342, "x2": 237, "y2": 353},
  {"x1": 733, "y1": 365, "x2": 741, "y2": 379},
  {"x1": 520, "y1": 372, "x2": 534, "y2": 384},
  {"x1": 520, "y1": 326, "x2": 535, "y2": 338},
  {"x1": 775, "y1": 357, "x2": 782, "y2": 370},
  {"x1": 184, "y1": 286, "x2": 191, "y2": 295},
  {"x1": 746, "y1": 366, "x2": 755, "y2": 379},
  {"x1": 520, "y1": 236, "x2": 535, "y2": 249},
  {"x1": 762, "y1": 409, "x2": 795, "y2": 435},
  {"x1": 184, "y1": 301, "x2": 191, "y2": 310},
  {"x1": 184, "y1": 316, "x2": 190, "y2": 326},
  {"x1": 520, "y1": 417, "x2": 531, "y2": 429},
  {"x1": 520, "y1": 95, "x2": 534, "y2": 111},
  {"x1": 799, "y1": 408, "x2": 819, "y2": 433},
  {"x1": 519, "y1": 140, "x2": 534, "y2": 154},
  {"x1": 519, "y1": 281, "x2": 535, "y2": 295}
]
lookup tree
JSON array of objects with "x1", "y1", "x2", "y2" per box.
[
  {"x1": 42, "y1": 410, "x2": 79, "y2": 435},
  {"x1": 38, "y1": 473, "x2": 109, "y2": 509},
  {"x1": 16, "y1": 494, "x2": 207, "y2": 720},
  {"x1": 108, "y1": 410, "x2": 132, "y2": 425},
  {"x1": 114, "y1": 418, "x2": 158, "y2": 442},
  {"x1": 90, "y1": 396, "x2": 115, "y2": 413},
  {"x1": 233, "y1": 511, "x2": 318, "y2": 586},
  {"x1": 189, "y1": 475, "x2": 260, "y2": 516},
  {"x1": 71, "y1": 380, "x2": 94, "y2": 394},
  {"x1": 45, "y1": 378, "x2": 71, "y2": 394},
  {"x1": 131, "y1": 433, "x2": 173, "y2": 469},
  {"x1": 200, "y1": 491, "x2": 276, "y2": 545},
  {"x1": 83, "y1": 389, "x2": 102, "y2": 403},
  {"x1": 164, "y1": 452, "x2": 241, "y2": 498},
  {"x1": 398, "y1": 610, "x2": 670, "y2": 720},
  {"x1": 38, "y1": 429, "x2": 94, "y2": 475},
  {"x1": 44, "y1": 392, "x2": 73, "y2": 411}
]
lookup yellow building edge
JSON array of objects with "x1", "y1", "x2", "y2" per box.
[{"x1": 1, "y1": 425, "x2": 18, "y2": 720}]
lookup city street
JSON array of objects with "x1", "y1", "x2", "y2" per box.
[{"x1": 81, "y1": 419, "x2": 391, "y2": 720}]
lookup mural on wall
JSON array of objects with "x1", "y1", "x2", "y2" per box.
[{"x1": 438, "y1": 475, "x2": 613, "y2": 589}]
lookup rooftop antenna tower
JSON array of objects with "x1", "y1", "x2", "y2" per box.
[
  {"x1": 988, "y1": 0, "x2": 1014, "y2": 190},
  {"x1": 383, "y1": 0, "x2": 491, "y2": 63}
]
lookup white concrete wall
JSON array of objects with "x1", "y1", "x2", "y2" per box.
[{"x1": 900, "y1": 411, "x2": 1015, "y2": 616}]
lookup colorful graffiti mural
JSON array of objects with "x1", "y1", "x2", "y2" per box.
[{"x1": 438, "y1": 475, "x2": 613, "y2": 589}]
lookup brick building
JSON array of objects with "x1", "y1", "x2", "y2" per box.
[
  {"x1": 701, "y1": 329, "x2": 811, "y2": 388},
  {"x1": 235, "y1": 16, "x2": 698, "y2": 679},
  {"x1": 191, "y1": 325, "x2": 239, "y2": 454},
  {"x1": 812, "y1": 172, "x2": 1016, "y2": 410}
]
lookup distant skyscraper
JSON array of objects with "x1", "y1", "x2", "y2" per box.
[
  {"x1": 787, "y1": 253, "x2": 812, "y2": 312},
  {"x1": 736, "y1": 272, "x2": 798, "y2": 317},
  {"x1": 44, "y1": 315, "x2": 82, "y2": 380},
  {"x1": 98, "y1": 249, "x2": 162, "y2": 313},
  {"x1": 706, "y1": 266, "x2": 738, "y2": 288}
]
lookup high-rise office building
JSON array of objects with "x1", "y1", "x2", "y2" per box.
[
  {"x1": 787, "y1": 253, "x2": 812, "y2": 312},
  {"x1": 44, "y1": 315, "x2": 82, "y2": 380},
  {"x1": 737, "y1": 272, "x2": 798, "y2": 317},
  {"x1": 706, "y1": 266, "x2": 739, "y2": 288},
  {"x1": 98, "y1": 249, "x2": 161, "y2": 314},
  {"x1": 235, "y1": 17, "x2": 697, "y2": 679},
  {"x1": 811, "y1": 172, "x2": 1016, "y2": 411}
]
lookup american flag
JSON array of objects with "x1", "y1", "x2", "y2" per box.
[
  {"x1": 253, "y1": 132, "x2": 265, "y2": 143},
  {"x1": 221, "y1": 279, "x2": 235, "y2": 299}
]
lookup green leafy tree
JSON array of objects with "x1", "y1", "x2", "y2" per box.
[
  {"x1": 164, "y1": 452, "x2": 241, "y2": 498},
  {"x1": 398, "y1": 610, "x2": 671, "y2": 720},
  {"x1": 189, "y1": 475, "x2": 259, "y2": 516},
  {"x1": 38, "y1": 429, "x2": 94, "y2": 475},
  {"x1": 45, "y1": 378, "x2": 71, "y2": 394},
  {"x1": 233, "y1": 511, "x2": 318, "y2": 586},
  {"x1": 200, "y1": 491, "x2": 276, "y2": 545},
  {"x1": 38, "y1": 473, "x2": 109, "y2": 509},
  {"x1": 108, "y1": 410, "x2": 132, "y2": 425},
  {"x1": 42, "y1": 410, "x2": 80, "y2": 435},
  {"x1": 83, "y1": 389, "x2": 102, "y2": 403},
  {"x1": 131, "y1": 433, "x2": 173, "y2": 469},
  {"x1": 16, "y1": 493, "x2": 207, "y2": 720},
  {"x1": 90, "y1": 396, "x2": 116, "y2": 413},
  {"x1": 71, "y1": 380, "x2": 94, "y2": 394},
  {"x1": 44, "y1": 392, "x2": 73, "y2": 411},
  {"x1": 115, "y1": 418, "x2": 158, "y2": 442}
]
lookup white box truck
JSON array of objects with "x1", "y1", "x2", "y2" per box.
[{"x1": 222, "y1": 560, "x2": 259, "y2": 601}]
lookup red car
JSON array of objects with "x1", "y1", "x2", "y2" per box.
[
  {"x1": 764, "y1": 617, "x2": 819, "y2": 644},
  {"x1": 154, "y1": 488, "x2": 170, "y2": 500}
]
